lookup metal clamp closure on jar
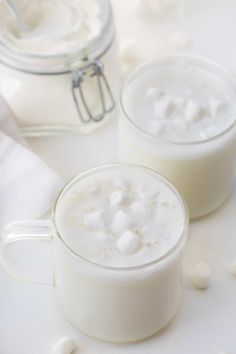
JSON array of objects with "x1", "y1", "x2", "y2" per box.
[{"x1": 71, "y1": 58, "x2": 115, "y2": 123}]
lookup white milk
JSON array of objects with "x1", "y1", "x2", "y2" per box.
[
  {"x1": 54, "y1": 165, "x2": 187, "y2": 342},
  {"x1": 119, "y1": 56, "x2": 236, "y2": 218},
  {"x1": 0, "y1": 0, "x2": 119, "y2": 135}
]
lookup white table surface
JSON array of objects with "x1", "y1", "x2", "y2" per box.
[{"x1": 1, "y1": 1, "x2": 236, "y2": 353}]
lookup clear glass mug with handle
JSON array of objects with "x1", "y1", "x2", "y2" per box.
[{"x1": 0, "y1": 163, "x2": 188, "y2": 343}]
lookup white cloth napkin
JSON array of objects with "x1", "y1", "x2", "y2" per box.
[{"x1": 0, "y1": 97, "x2": 63, "y2": 228}]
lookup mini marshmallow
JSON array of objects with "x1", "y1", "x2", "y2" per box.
[
  {"x1": 111, "y1": 210, "x2": 132, "y2": 235},
  {"x1": 138, "y1": 183, "x2": 160, "y2": 199},
  {"x1": 229, "y1": 260, "x2": 236, "y2": 277},
  {"x1": 116, "y1": 230, "x2": 141, "y2": 254},
  {"x1": 110, "y1": 190, "x2": 127, "y2": 207},
  {"x1": 153, "y1": 96, "x2": 173, "y2": 119},
  {"x1": 170, "y1": 31, "x2": 191, "y2": 49},
  {"x1": 83, "y1": 210, "x2": 106, "y2": 231},
  {"x1": 209, "y1": 98, "x2": 225, "y2": 117},
  {"x1": 192, "y1": 262, "x2": 211, "y2": 290},
  {"x1": 147, "y1": 120, "x2": 164, "y2": 135},
  {"x1": 185, "y1": 99, "x2": 204, "y2": 122},
  {"x1": 50, "y1": 336, "x2": 76, "y2": 354}
]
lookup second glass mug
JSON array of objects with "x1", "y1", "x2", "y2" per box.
[
  {"x1": 119, "y1": 55, "x2": 236, "y2": 219},
  {"x1": 0, "y1": 164, "x2": 188, "y2": 343}
]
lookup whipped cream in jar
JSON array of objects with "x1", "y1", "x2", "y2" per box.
[
  {"x1": 0, "y1": 0, "x2": 119, "y2": 135},
  {"x1": 119, "y1": 55, "x2": 236, "y2": 218}
]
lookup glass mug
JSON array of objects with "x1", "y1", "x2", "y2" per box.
[
  {"x1": 0, "y1": 164, "x2": 188, "y2": 343},
  {"x1": 119, "y1": 55, "x2": 236, "y2": 219}
]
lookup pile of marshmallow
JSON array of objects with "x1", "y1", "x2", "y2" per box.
[
  {"x1": 143, "y1": 86, "x2": 227, "y2": 140},
  {"x1": 82, "y1": 179, "x2": 174, "y2": 255},
  {"x1": 191, "y1": 260, "x2": 236, "y2": 290}
]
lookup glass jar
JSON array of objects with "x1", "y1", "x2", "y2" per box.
[
  {"x1": 119, "y1": 55, "x2": 236, "y2": 219},
  {"x1": 0, "y1": 0, "x2": 119, "y2": 136},
  {"x1": 0, "y1": 164, "x2": 188, "y2": 343}
]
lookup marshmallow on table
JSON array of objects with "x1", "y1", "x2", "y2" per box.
[
  {"x1": 116, "y1": 230, "x2": 141, "y2": 254},
  {"x1": 111, "y1": 209, "x2": 132, "y2": 235},
  {"x1": 50, "y1": 336, "x2": 76, "y2": 354},
  {"x1": 192, "y1": 262, "x2": 211, "y2": 290}
]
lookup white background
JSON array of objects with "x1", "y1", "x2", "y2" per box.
[{"x1": 1, "y1": 1, "x2": 236, "y2": 353}]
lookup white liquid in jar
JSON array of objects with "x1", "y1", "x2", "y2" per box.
[{"x1": 119, "y1": 57, "x2": 236, "y2": 218}]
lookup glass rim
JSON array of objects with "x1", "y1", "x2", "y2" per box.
[
  {"x1": 0, "y1": 0, "x2": 113, "y2": 73},
  {"x1": 51, "y1": 163, "x2": 189, "y2": 272},
  {"x1": 120, "y1": 54, "x2": 236, "y2": 146}
]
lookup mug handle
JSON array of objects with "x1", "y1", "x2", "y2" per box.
[{"x1": 0, "y1": 220, "x2": 54, "y2": 286}]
